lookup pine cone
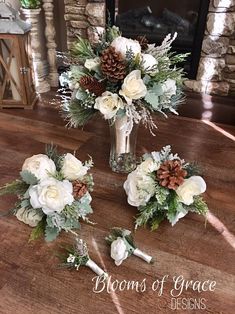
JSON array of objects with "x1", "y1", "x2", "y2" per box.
[
  {"x1": 79, "y1": 76, "x2": 106, "y2": 96},
  {"x1": 100, "y1": 46, "x2": 126, "y2": 82},
  {"x1": 136, "y1": 36, "x2": 148, "y2": 50},
  {"x1": 157, "y1": 160, "x2": 187, "y2": 190},
  {"x1": 72, "y1": 180, "x2": 88, "y2": 199}
]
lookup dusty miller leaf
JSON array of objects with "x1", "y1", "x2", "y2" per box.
[
  {"x1": 45, "y1": 226, "x2": 60, "y2": 242},
  {"x1": 20, "y1": 170, "x2": 38, "y2": 185}
]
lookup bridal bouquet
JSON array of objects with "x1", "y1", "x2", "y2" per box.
[
  {"x1": 124, "y1": 146, "x2": 208, "y2": 230},
  {"x1": 60, "y1": 25, "x2": 187, "y2": 134},
  {"x1": 0, "y1": 146, "x2": 94, "y2": 241}
]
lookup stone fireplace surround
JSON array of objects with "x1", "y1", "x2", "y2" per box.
[{"x1": 64, "y1": 0, "x2": 235, "y2": 96}]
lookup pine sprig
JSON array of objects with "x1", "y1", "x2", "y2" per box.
[
  {"x1": 0, "y1": 180, "x2": 29, "y2": 196},
  {"x1": 135, "y1": 199, "x2": 160, "y2": 229},
  {"x1": 168, "y1": 52, "x2": 190, "y2": 65},
  {"x1": 71, "y1": 37, "x2": 96, "y2": 60},
  {"x1": 45, "y1": 144, "x2": 64, "y2": 170},
  {"x1": 29, "y1": 217, "x2": 46, "y2": 242},
  {"x1": 64, "y1": 99, "x2": 97, "y2": 127},
  {"x1": 184, "y1": 162, "x2": 201, "y2": 177},
  {"x1": 189, "y1": 196, "x2": 208, "y2": 215}
]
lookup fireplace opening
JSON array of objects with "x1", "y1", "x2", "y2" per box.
[{"x1": 107, "y1": 0, "x2": 210, "y2": 79}]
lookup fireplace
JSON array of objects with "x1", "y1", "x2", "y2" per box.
[
  {"x1": 63, "y1": 0, "x2": 235, "y2": 96},
  {"x1": 107, "y1": 0, "x2": 210, "y2": 79}
]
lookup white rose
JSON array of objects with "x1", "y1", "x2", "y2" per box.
[
  {"x1": 111, "y1": 36, "x2": 141, "y2": 58},
  {"x1": 141, "y1": 54, "x2": 158, "y2": 72},
  {"x1": 22, "y1": 154, "x2": 56, "y2": 181},
  {"x1": 119, "y1": 70, "x2": 147, "y2": 102},
  {"x1": 162, "y1": 79, "x2": 177, "y2": 96},
  {"x1": 94, "y1": 91, "x2": 123, "y2": 120},
  {"x1": 176, "y1": 176, "x2": 207, "y2": 205},
  {"x1": 16, "y1": 207, "x2": 44, "y2": 227},
  {"x1": 84, "y1": 57, "x2": 100, "y2": 72},
  {"x1": 123, "y1": 168, "x2": 155, "y2": 207},
  {"x1": 29, "y1": 178, "x2": 74, "y2": 215},
  {"x1": 111, "y1": 237, "x2": 129, "y2": 266},
  {"x1": 62, "y1": 153, "x2": 88, "y2": 181},
  {"x1": 139, "y1": 158, "x2": 160, "y2": 173}
]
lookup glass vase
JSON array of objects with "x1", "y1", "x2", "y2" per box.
[{"x1": 109, "y1": 115, "x2": 139, "y2": 173}]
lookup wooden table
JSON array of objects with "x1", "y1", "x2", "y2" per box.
[{"x1": 0, "y1": 101, "x2": 235, "y2": 314}]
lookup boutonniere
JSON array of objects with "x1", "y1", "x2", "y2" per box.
[
  {"x1": 106, "y1": 227, "x2": 153, "y2": 266},
  {"x1": 60, "y1": 237, "x2": 108, "y2": 277}
]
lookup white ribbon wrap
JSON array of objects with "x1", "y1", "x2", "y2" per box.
[
  {"x1": 133, "y1": 248, "x2": 153, "y2": 263},
  {"x1": 86, "y1": 259, "x2": 108, "y2": 277},
  {"x1": 115, "y1": 115, "x2": 130, "y2": 154}
]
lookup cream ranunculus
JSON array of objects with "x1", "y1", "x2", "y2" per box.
[
  {"x1": 123, "y1": 168, "x2": 155, "y2": 207},
  {"x1": 29, "y1": 178, "x2": 74, "y2": 215},
  {"x1": 62, "y1": 153, "x2": 88, "y2": 181},
  {"x1": 16, "y1": 207, "x2": 44, "y2": 227},
  {"x1": 162, "y1": 79, "x2": 177, "y2": 96},
  {"x1": 138, "y1": 157, "x2": 161, "y2": 173},
  {"x1": 119, "y1": 70, "x2": 147, "y2": 102},
  {"x1": 111, "y1": 237, "x2": 129, "y2": 266},
  {"x1": 176, "y1": 176, "x2": 207, "y2": 205},
  {"x1": 84, "y1": 57, "x2": 100, "y2": 72},
  {"x1": 22, "y1": 154, "x2": 56, "y2": 181},
  {"x1": 111, "y1": 36, "x2": 141, "y2": 58},
  {"x1": 94, "y1": 91, "x2": 123, "y2": 120},
  {"x1": 141, "y1": 54, "x2": 158, "y2": 72}
]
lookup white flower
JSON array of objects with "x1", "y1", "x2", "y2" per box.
[
  {"x1": 16, "y1": 207, "x2": 44, "y2": 227},
  {"x1": 111, "y1": 237, "x2": 129, "y2": 266},
  {"x1": 123, "y1": 168, "x2": 155, "y2": 207},
  {"x1": 119, "y1": 70, "x2": 147, "y2": 103},
  {"x1": 29, "y1": 178, "x2": 74, "y2": 215},
  {"x1": 67, "y1": 254, "x2": 76, "y2": 263},
  {"x1": 22, "y1": 154, "x2": 56, "y2": 181},
  {"x1": 162, "y1": 79, "x2": 177, "y2": 96},
  {"x1": 94, "y1": 91, "x2": 123, "y2": 120},
  {"x1": 62, "y1": 153, "x2": 88, "y2": 181},
  {"x1": 139, "y1": 158, "x2": 160, "y2": 173},
  {"x1": 141, "y1": 54, "x2": 158, "y2": 72},
  {"x1": 111, "y1": 36, "x2": 141, "y2": 58},
  {"x1": 176, "y1": 176, "x2": 207, "y2": 205},
  {"x1": 84, "y1": 57, "x2": 100, "y2": 72}
]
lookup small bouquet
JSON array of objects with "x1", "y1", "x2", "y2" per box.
[
  {"x1": 60, "y1": 237, "x2": 108, "y2": 277},
  {"x1": 60, "y1": 25, "x2": 187, "y2": 135},
  {"x1": 0, "y1": 145, "x2": 94, "y2": 241},
  {"x1": 106, "y1": 227, "x2": 153, "y2": 266},
  {"x1": 124, "y1": 146, "x2": 208, "y2": 230}
]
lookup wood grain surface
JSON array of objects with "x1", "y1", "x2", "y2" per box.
[{"x1": 0, "y1": 94, "x2": 235, "y2": 314}]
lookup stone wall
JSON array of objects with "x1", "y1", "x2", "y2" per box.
[
  {"x1": 184, "y1": 0, "x2": 235, "y2": 96},
  {"x1": 64, "y1": 0, "x2": 105, "y2": 50},
  {"x1": 64, "y1": 0, "x2": 235, "y2": 96}
]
